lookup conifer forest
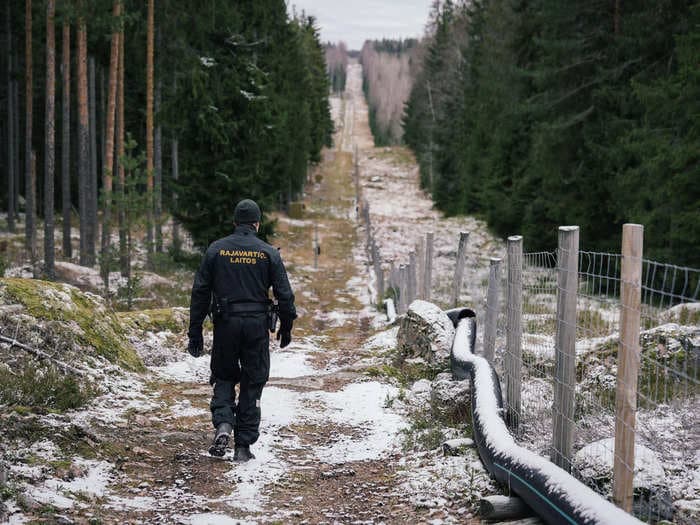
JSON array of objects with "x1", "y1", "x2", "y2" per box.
[
  {"x1": 403, "y1": 0, "x2": 699, "y2": 267},
  {"x1": 0, "y1": 0, "x2": 332, "y2": 279}
]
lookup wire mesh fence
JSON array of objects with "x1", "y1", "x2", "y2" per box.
[{"x1": 488, "y1": 233, "x2": 699, "y2": 524}]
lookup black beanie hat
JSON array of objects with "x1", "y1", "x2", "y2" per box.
[{"x1": 234, "y1": 199, "x2": 262, "y2": 224}]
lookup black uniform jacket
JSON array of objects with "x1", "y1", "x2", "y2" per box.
[{"x1": 188, "y1": 224, "x2": 296, "y2": 333}]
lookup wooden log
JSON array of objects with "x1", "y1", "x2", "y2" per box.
[
  {"x1": 0, "y1": 334, "x2": 86, "y2": 377},
  {"x1": 505, "y1": 235, "x2": 523, "y2": 429},
  {"x1": 479, "y1": 495, "x2": 535, "y2": 521},
  {"x1": 551, "y1": 226, "x2": 579, "y2": 472},
  {"x1": 613, "y1": 223, "x2": 644, "y2": 511},
  {"x1": 451, "y1": 232, "x2": 469, "y2": 307}
]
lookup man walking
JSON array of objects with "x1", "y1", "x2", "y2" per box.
[{"x1": 187, "y1": 199, "x2": 296, "y2": 461}]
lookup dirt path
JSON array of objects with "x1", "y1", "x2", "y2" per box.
[{"x1": 2, "y1": 62, "x2": 497, "y2": 525}]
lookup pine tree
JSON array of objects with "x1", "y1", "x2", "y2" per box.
[{"x1": 76, "y1": 6, "x2": 90, "y2": 266}]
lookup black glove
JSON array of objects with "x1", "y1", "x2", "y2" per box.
[
  {"x1": 276, "y1": 330, "x2": 291, "y2": 348},
  {"x1": 187, "y1": 329, "x2": 203, "y2": 358},
  {"x1": 276, "y1": 318, "x2": 293, "y2": 349}
]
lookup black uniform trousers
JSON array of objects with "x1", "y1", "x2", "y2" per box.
[{"x1": 210, "y1": 313, "x2": 270, "y2": 446}]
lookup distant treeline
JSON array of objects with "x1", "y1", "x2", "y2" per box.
[
  {"x1": 360, "y1": 39, "x2": 418, "y2": 146},
  {"x1": 403, "y1": 0, "x2": 699, "y2": 267},
  {"x1": 325, "y1": 42, "x2": 348, "y2": 93}
]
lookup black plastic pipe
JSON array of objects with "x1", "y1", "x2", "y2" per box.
[{"x1": 448, "y1": 312, "x2": 642, "y2": 525}]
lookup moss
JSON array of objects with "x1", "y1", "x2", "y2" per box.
[
  {"x1": 0, "y1": 278, "x2": 144, "y2": 371},
  {"x1": 118, "y1": 307, "x2": 188, "y2": 333}
]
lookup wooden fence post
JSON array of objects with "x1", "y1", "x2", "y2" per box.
[
  {"x1": 398, "y1": 264, "x2": 407, "y2": 314},
  {"x1": 613, "y1": 224, "x2": 644, "y2": 511},
  {"x1": 483, "y1": 257, "x2": 502, "y2": 363},
  {"x1": 505, "y1": 235, "x2": 523, "y2": 429},
  {"x1": 416, "y1": 240, "x2": 424, "y2": 299},
  {"x1": 551, "y1": 226, "x2": 579, "y2": 471},
  {"x1": 451, "y1": 232, "x2": 469, "y2": 307},
  {"x1": 371, "y1": 240, "x2": 384, "y2": 302},
  {"x1": 424, "y1": 232, "x2": 434, "y2": 301},
  {"x1": 408, "y1": 251, "x2": 417, "y2": 305}
]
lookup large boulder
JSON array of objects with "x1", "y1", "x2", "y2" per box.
[{"x1": 397, "y1": 300, "x2": 455, "y2": 366}]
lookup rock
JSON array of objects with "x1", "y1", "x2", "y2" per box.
[
  {"x1": 397, "y1": 300, "x2": 455, "y2": 365},
  {"x1": 442, "y1": 438, "x2": 474, "y2": 456},
  {"x1": 54, "y1": 514, "x2": 75, "y2": 525},
  {"x1": 430, "y1": 376, "x2": 470, "y2": 423},
  {"x1": 573, "y1": 437, "x2": 673, "y2": 520}
]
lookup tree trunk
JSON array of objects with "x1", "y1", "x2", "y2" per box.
[
  {"x1": 76, "y1": 13, "x2": 89, "y2": 266},
  {"x1": 13, "y1": 62, "x2": 21, "y2": 221},
  {"x1": 86, "y1": 54, "x2": 97, "y2": 265},
  {"x1": 61, "y1": 21, "x2": 71, "y2": 258},
  {"x1": 25, "y1": 0, "x2": 37, "y2": 276},
  {"x1": 100, "y1": 0, "x2": 120, "y2": 291},
  {"x1": 154, "y1": 75, "x2": 162, "y2": 253},
  {"x1": 117, "y1": 19, "x2": 127, "y2": 277},
  {"x1": 145, "y1": 0, "x2": 154, "y2": 260},
  {"x1": 6, "y1": 0, "x2": 15, "y2": 233},
  {"x1": 44, "y1": 0, "x2": 56, "y2": 279},
  {"x1": 171, "y1": 138, "x2": 180, "y2": 254}
]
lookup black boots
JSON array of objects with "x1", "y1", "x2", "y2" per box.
[
  {"x1": 233, "y1": 445, "x2": 255, "y2": 462},
  {"x1": 209, "y1": 423, "x2": 255, "y2": 461},
  {"x1": 209, "y1": 423, "x2": 232, "y2": 457}
]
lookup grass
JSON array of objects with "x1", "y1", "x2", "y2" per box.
[{"x1": 0, "y1": 362, "x2": 97, "y2": 412}]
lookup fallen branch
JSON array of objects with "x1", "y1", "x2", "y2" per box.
[{"x1": 0, "y1": 334, "x2": 86, "y2": 377}]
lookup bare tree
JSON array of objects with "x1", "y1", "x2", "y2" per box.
[
  {"x1": 44, "y1": 0, "x2": 56, "y2": 279},
  {"x1": 76, "y1": 9, "x2": 90, "y2": 266},
  {"x1": 61, "y1": 19, "x2": 71, "y2": 258},
  {"x1": 100, "y1": 0, "x2": 121, "y2": 289}
]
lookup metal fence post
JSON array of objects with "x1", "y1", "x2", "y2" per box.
[
  {"x1": 424, "y1": 232, "x2": 434, "y2": 301},
  {"x1": 451, "y1": 232, "x2": 469, "y2": 307},
  {"x1": 483, "y1": 257, "x2": 502, "y2": 363},
  {"x1": 505, "y1": 235, "x2": 523, "y2": 429},
  {"x1": 551, "y1": 226, "x2": 579, "y2": 471},
  {"x1": 613, "y1": 224, "x2": 644, "y2": 511}
]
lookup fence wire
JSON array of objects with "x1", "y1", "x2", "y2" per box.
[{"x1": 491, "y1": 249, "x2": 699, "y2": 524}]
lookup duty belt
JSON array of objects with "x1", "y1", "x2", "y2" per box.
[{"x1": 213, "y1": 298, "x2": 271, "y2": 322}]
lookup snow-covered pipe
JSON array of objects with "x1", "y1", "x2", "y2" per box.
[
  {"x1": 449, "y1": 314, "x2": 643, "y2": 525},
  {"x1": 384, "y1": 298, "x2": 397, "y2": 324}
]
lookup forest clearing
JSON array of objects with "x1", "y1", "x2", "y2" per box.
[{"x1": 1, "y1": 1, "x2": 699, "y2": 524}]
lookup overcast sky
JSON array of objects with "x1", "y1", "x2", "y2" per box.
[{"x1": 287, "y1": 1, "x2": 432, "y2": 50}]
